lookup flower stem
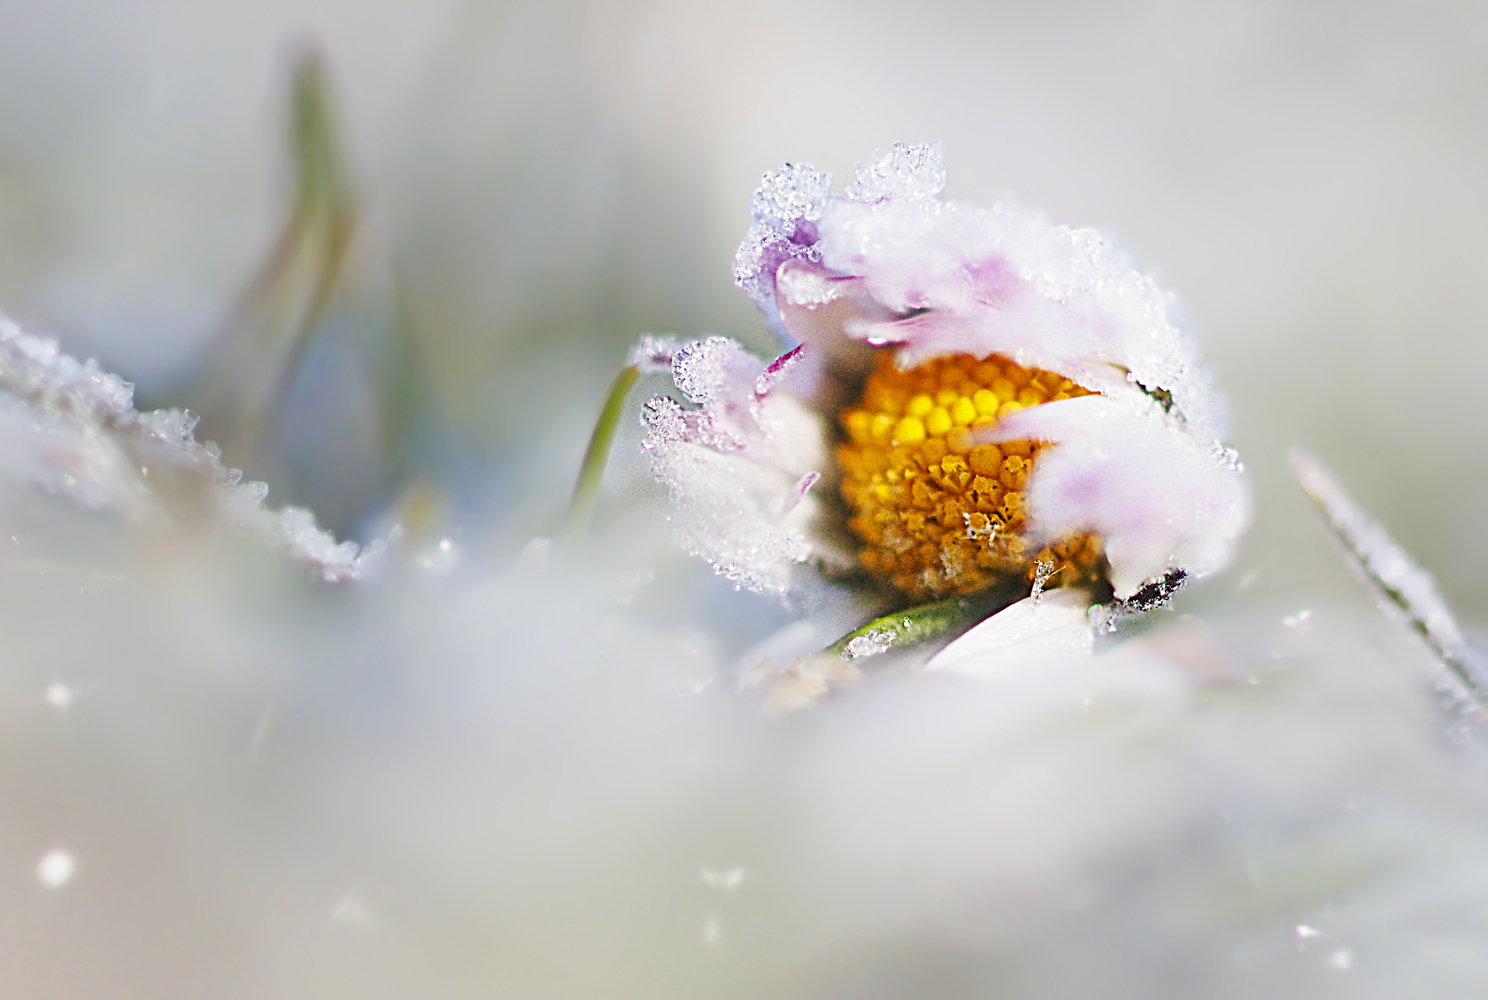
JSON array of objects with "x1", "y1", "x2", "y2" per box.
[
  {"x1": 561, "y1": 363, "x2": 640, "y2": 542},
  {"x1": 826, "y1": 582, "x2": 1024, "y2": 660}
]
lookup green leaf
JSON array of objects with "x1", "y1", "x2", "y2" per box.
[
  {"x1": 826, "y1": 582, "x2": 1026, "y2": 660},
  {"x1": 560, "y1": 363, "x2": 640, "y2": 542}
]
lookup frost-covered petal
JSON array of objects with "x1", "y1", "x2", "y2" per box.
[
  {"x1": 641, "y1": 340, "x2": 844, "y2": 596},
  {"x1": 811, "y1": 197, "x2": 1222, "y2": 439},
  {"x1": 733, "y1": 162, "x2": 833, "y2": 325},
  {"x1": 988, "y1": 395, "x2": 1250, "y2": 598},
  {"x1": 669, "y1": 336, "x2": 760, "y2": 405}
]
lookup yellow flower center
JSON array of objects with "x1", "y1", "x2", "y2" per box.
[{"x1": 836, "y1": 352, "x2": 1104, "y2": 601}]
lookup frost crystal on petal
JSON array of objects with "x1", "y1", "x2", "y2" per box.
[
  {"x1": 750, "y1": 162, "x2": 833, "y2": 230},
  {"x1": 734, "y1": 162, "x2": 834, "y2": 319},
  {"x1": 988, "y1": 396, "x2": 1249, "y2": 599},
  {"x1": 843, "y1": 142, "x2": 946, "y2": 205},
  {"x1": 642, "y1": 339, "x2": 842, "y2": 598},
  {"x1": 671, "y1": 337, "x2": 757, "y2": 405}
]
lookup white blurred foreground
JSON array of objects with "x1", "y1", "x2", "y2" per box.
[{"x1": 0, "y1": 321, "x2": 1487, "y2": 998}]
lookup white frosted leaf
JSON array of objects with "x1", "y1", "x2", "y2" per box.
[{"x1": 0, "y1": 312, "x2": 367, "y2": 582}]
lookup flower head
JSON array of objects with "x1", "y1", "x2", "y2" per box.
[{"x1": 646, "y1": 143, "x2": 1248, "y2": 606}]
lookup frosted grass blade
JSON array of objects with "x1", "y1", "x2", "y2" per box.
[{"x1": 1291, "y1": 449, "x2": 1486, "y2": 705}]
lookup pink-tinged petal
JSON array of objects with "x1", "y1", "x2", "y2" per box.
[
  {"x1": 773, "y1": 259, "x2": 890, "y2": 408},
  {"x1": 639, "y1": 337, "x2": 851, "y2": 597},
  {"x1": 964, "y1": 255, "x2": 1023, "y2": 307},
  {"x1": 754, "y1": 344, "x2": 806, "y2": 399},
  {"x1": 778, "y1": 471, "x2": 821, "y2": 521},
  {"x1": 984, "y1": 397, "x2": 1250, "y2": 598}
]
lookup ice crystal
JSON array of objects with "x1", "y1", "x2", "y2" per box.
[
  {"x1": 750, "y1": 162, "x2": 833, "y2": 230},
  {"x1": 844, "y1": 630, "x2": 892, "y2": 660},
  {"x1": 628, "y1": 335, "x2": 682, "y2": 374},
  {"x1": 843, "y1": 141, "x2": 947, "y2": 205},
  {"x1": 734, "y1": 162, "x2": 833, "y2": 321},
  {"x1": 670, "y1": 337, "x2": 756, "y2": 405},
  {"x1": 641, "y1": 339, "x2": 839, "y2": 596}
]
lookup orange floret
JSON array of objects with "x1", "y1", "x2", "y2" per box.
[{"x1": 836, "y1": 352, "x2": 1104, "y2": 600}]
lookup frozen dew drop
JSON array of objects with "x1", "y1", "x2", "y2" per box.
[
  {"x1": 416, "y1": 536, "x2": 462, "y2": 573},
  {"x1": 845, "y1": 631, "x2": 892, "y2": 660},
  {"x1": 1282, "y1": 609, "x2": 1312, "y2": 629},
  {"x1": 37, "y1": 849, "x2": 75, "y2": 888},
  {"x1": 1295, "y1": 924, "x2": 1320, "y2": 940},
  {"x1": 44, "y1": 683, "x2": 74, "y2": 711}
]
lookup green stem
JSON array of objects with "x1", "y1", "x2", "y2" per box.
[
  {"x1": 561, "y1": 364, "x2": 640, "y2": 541},
  {"x1": 826, "y1": 582, "x2": 1025, "y2": 660}
]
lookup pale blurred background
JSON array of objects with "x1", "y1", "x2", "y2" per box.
[
  {"x1": 0, "y1": 0, "x2": 1483, "y2": 612},
  {"x1": 3, "y1": 3, "x2": 1488, "y2": 998}
]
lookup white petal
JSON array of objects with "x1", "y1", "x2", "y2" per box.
[{"x1": 925, "y1": 587, "x2": 1094, "y2": 679}]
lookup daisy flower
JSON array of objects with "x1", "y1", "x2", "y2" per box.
[{"x1": 642, "y1": 143, "x2": 1248, "y2": 629}]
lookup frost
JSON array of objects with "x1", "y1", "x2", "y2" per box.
[
  {"x1": 640, "y1": 337, "x2": 844, "y2": 596},
  {"x1": 844, "y1": 631, "x2": 892, "y2": 660},
  {"x1": 750, "y1": 162, "x2": 833, "y2": 230},
  {"x1": 1292, "y1": 450, "x2": 1485, "y2": 703},
  {"x1": 990, "y1": 396, "x2": 1249, "y2": 599},
  {"x1": 0, "y1": 313, "x2": 367, "y2": 582},
  {"x1": 843, "y1": 141, "x2": 946, "y2": 205},
  {"x1": 734, "y1": 162, "x2": 833, "y2": 320},
  {"x1": 671, "y1": 337, "x2": 757, "y2": 405},
  {"x1": 628, "y1": 335, "x2": 683, "y2": 374},
  {"x1": 775, "y1": 264, "x2": 843, "y2": 308}
]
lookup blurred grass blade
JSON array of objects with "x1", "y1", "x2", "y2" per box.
[
  {"x1": 561, "y1": 363, "x2": 639, "y2": 541},
  {"x1": 826, "y1": 582, "x2": 1024, "y2": 661},
  {"x1": 1291, "y1": 449, "x2": 1487, "y2": 704},
  {"x1": 192, "y1": 46, "x2": 358, "y2": 470}
]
